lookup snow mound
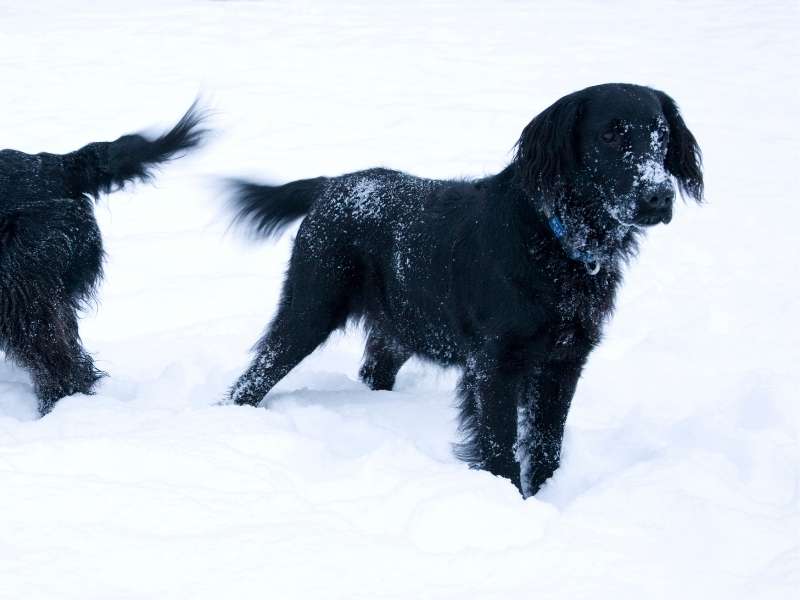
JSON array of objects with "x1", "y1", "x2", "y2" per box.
[{"x1": 1, "y1": 1, "x2": 798, "y2": 598}]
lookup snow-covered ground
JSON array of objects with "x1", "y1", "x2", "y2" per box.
[{"x1": 1, "y1": 1, "x2": 798, "y2": 598}]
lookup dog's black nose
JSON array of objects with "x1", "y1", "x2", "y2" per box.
[
  {"x1": 645, "y1": 188, "x2": 674, "y2": 209},
  {"x1": 635, "y1": 185, "x2": 675, "y2": 226}
]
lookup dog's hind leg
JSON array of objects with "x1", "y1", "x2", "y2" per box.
[
  {"x1": 229, "y1": 246, "x2": 356, "y2": 407},
  {"x1": 359, "y1": 329, "x2": 411, "y2": 391},
  {"x1": 229, "y1": 302, "x2": 348, "y2": 407},
  {"x1": 1, "y1": 300, "x2": 102, "y2": 415},
  {"x1": 0, "y1": 204, "x2": 104, "y2": 415}
]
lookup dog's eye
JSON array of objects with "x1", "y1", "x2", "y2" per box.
[{"x1": 601, "y1": 131, "x2": 617, "y2": 144}]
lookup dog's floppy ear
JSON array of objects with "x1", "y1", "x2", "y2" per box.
[
  {"x1": 514, "y1": 92, "x2": 583, "y2": 201},
  {"x1": 655, "y1": 91, "x2": 704, "y2": 202}
]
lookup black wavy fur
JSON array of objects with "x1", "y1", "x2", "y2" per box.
[
  {"x1": 0, "y1": 100, "x2": 208, "y2": 414},
  {"x1": 225, "y1": 83, "x2": 703, "y2": 497}
]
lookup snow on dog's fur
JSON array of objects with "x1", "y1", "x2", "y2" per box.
[{"x1": 225, "y1": 83, "x2": 702, "y2": 497}]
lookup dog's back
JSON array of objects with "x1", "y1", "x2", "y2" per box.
[
  {"x1": 229, "y1": 167, "x2": 456, "y2": 307},
  {"x1": 229, "y1": 168, "x2": 440, "y2": 239}
]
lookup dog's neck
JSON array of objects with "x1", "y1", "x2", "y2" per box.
[
  {"x1": 541, "y1": 197, "x2": 640, "y2": 275},
  {"x1": 490, "y1": 165, "x2": 639, "y2": 274},
  {"x1": 539, "y1": 204, "x2": 602, "y2": 275}
]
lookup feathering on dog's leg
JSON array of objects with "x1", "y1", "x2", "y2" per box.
[
  {"x1": 0, "y1": 200, "x2": 105, "y2": 414},
  {"x1": 515, "y1": 360, "x2": 584, "y2": 497},
  {"x1": 229, "y1": 251, "x2": 354, "y2": 406},
  {"x1": 454, "y1": 352, "x2": 523, "y2": 491},
  {"x1": 1, "y1": 302, "x2": 101, "y2": 415},
  {"x1": 229, "y1": 309, "x2": 344, "y2": 407}
]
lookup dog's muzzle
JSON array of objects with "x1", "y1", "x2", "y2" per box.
[{"x1": 634, "y1": 184, "x2": 674, "y2": 226}]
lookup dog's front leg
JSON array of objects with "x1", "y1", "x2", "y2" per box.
[
  {"x1": 455, "y1": 351, "x2": 524, "y2": 490},
  {"x1": 515, "y1": 357, "x2": 586, "y2": 497}
]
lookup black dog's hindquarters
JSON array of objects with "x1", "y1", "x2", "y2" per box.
[
  {"x1": 0, "y1": 102, "x2": 207, "y2": 414},
  {"x1": 0, "y1": 197, "x2": 104, "y2": 413},
  {"x1": 227, "y1": 84, "x2": 702, "y2": 497}
]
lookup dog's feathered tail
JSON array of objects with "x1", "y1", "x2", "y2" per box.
[
  {"x1": 227, "y1": 176, "x2": 326, "y2": 240},
  {"x1": 67, "y1": 99, "x2": 209, "y2": 199}
]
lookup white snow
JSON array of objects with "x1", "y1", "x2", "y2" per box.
[
  {"x1": 634, "y1": 124, "x2": 670, "y2": 187},
  {"x1": 1, "y1": 1, "x2": 798, "y2": 599},
  {"x1": 348, "y1": 177, "x2": 380, "y2": 217}
]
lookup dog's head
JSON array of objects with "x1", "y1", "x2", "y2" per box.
[{"x1": 515, "y1": 84, "x2": 703, "y2": 234}]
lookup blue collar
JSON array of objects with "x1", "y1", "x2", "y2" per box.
[{"x1": 545, "y1": 213, "x2": 601, "y2": 275}]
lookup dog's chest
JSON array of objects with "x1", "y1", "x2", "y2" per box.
[{"x1": 553, "y1": 270, "x2": 617, "y2": 341}]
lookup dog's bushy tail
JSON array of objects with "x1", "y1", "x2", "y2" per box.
[
  {"x1": 227, "y1": 176, "x2": 326, "y2": 239},
  {"x1": 68, "y1": 99, "x2": 209, "y2": 199}
]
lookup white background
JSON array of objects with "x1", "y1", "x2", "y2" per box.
[{"x1": 1, "y1": 1, "x2": 797, "y2": 598}]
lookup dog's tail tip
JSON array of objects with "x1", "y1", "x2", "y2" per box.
[
  {"x1": 147, "y1": 97, "x2": 212, "y2": 162},
  {"x1": 77, "y1": 99, "x2": 212, "y2": 199}
]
